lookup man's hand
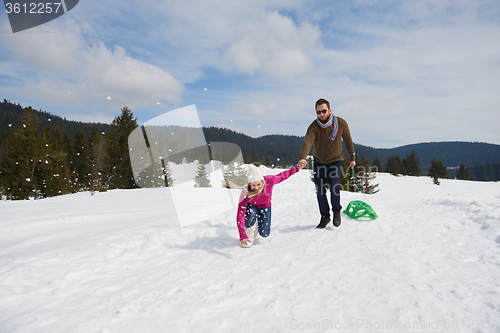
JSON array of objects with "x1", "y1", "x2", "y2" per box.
[
  {"x1": 297, "y1": 159, "x2": 307, "y2": 169},
  {"x1": 350, "y1": 161, "x2": 356, "y2": 169}
]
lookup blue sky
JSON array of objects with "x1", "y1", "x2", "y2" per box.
[{"x1": 1, "y1": 0, "x2": 499, "y2": 148}]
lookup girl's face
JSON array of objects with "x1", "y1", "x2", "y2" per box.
[{"x1": 249, "y1": 181, "x2": 263, "y2": 191}]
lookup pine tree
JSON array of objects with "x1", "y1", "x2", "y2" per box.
[
  {"x1": 0, "y1": 131, "x2": 6, "y2": 165},
  {"x1": 429, "y1": 157, "x2": 448, "y2": 185},
  {"x1": 372, "y1": 156, "x2": 382, "y2": 173},
  {"x1": 242, "y1": 153, "x2": 251, "y2": 164},
  {"x1": 62, "y1": 131, "x2": 77, "y2": 192},
  {"x1": 359, "y1": 157, "x2": 379, "y2": 194},
  {"x1": 104, "y1": 107, "x2": 138, "y2": 189},
  {"x1": 456, "y1": 163, "x2": 470, "y2": 180},
  {"x1": 194, "y1": 163, "x2": 211, "y2": 187},
  {"x1": 163, "y1": 160, "x2": 175, "y2": 187},
  {"x1": 73, "y1": 128, "x2": 92, "y2": 190},
  {"x1": 264, "y1": 156, "x2": 272, "y2": 168},
  {"x1": 1, "y1": 107, "x2": 43, "y2": 199},
  {"x1": 252, "y1": 154, "x2": 261, "y2": 165},
  {"x1": 385, "y1": 155, "x2": 404, "y2": 176},
  {"x1": 403, "y1": 150, "x2": 421, "y2": 176},
  {"x1": 0, "y1": 131, "x2": 9, "y2": 196},
  {"x1": 0, "y1": 130, "x2": 12, "y2": 197},
  {"x1": 484, "y1": 163, "x2": 496, "y2": 181},
  {"x1": 224, "y1": 161, "x2": 247, "y2": 187},
  {"x1": 89, "y1": 126, "x2": 107, "y2": 192},
  {"x1": 39, "y1": 126, "x2": 71, "y2": 197},
  {"x1": 348, "y1": 157, "x2": 379, "y2": 194}
]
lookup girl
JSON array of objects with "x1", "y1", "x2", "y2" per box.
[{"x1": 231, "y1": 163, "x2": 303, "y2": 248}]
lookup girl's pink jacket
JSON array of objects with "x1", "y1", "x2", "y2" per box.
[{"x1": 236, "y1": 166, "x2": 300, "y2": 241}]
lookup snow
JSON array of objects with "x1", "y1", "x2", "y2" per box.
[{"x1": 1, "y1": 169, "x2": 500, "y2": 332}]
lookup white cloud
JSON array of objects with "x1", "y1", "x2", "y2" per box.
[
  {"x1": 222, "y1": 11, "x2": 320, "y2": 78},
  {"x1": 336, "y1": 92, "x2": 407, "y2": 119},
  {"x1": 0, "y1": 18, "x2": 184, "y2": 115},
  {"x1": 80, "y1": 43, "x2": 184, "y2": 107},
  {"x1": 0, "y1": 20, "x2": 82, "y2": 73}
]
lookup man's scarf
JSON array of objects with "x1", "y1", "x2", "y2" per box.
[{"x1": 316, "y1": 113, "x2": 338, "y2": 141}]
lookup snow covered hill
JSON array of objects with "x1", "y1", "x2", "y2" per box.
[{"x1": 1, "y1": 168, "x2": 500, "y2": 333}]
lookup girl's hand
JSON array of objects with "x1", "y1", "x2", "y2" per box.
[{"x1": 240, "y1": 238, "x2": 252, "y2": 248}]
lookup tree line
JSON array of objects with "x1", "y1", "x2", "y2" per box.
[
  {"x1": 0, "y1": 106, "x2": 308, "y2": 199},
  {"x1": 0, "y1": 107, "x2": 137, "y2": 199},
  {"x1": 380, "y1": 150, "x2": 500, "y2": 184}
]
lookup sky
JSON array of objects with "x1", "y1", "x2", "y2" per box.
[{"x1": 1, "y1": 0, "x2": 499, "y2": 148}]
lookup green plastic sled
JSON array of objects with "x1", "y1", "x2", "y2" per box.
[{"x1": 343, "y1": 200, "x2": 378, "y2": 219}]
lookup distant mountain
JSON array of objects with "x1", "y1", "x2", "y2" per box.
[
  {"x1": 0, "y1": 99, "x2": 108, "y2": 137},
  {"x1": 2, "y1": 99, "x2": 500, "y2": 174},
  {"x1": 202, "y1": 127, "x2": 305, "y2": 167},
  {"x1": 368, "y1": 142, "x2": 500, "y2": 172},
  {"x1": 203, "y1": 128, "x2": 500, "y2": 172}
]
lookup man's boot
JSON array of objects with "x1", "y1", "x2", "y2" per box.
[
  {"x1": 316, "y1": 216, "x2": 330, "y2": 229},
  {"x1": 333, "y1": 211, "x2": 341, "y2": 227}
]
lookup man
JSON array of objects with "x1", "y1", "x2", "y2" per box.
[{"x1": 298, "y1": 98, "x2": 355, "y2": 228}]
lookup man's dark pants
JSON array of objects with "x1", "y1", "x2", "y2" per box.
[{"x1": 313, "y1": 160, "x2": 343, "y2": 219}]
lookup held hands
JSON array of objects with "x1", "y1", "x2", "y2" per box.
[
  {"x1": 296, "y1": 159, "x2": 355, "y2": 170},
  {"x1": 297, "y1": 159, "x2": 307, "y2": 170}
]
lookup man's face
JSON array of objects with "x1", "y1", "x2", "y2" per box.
[{"x1": 316, "y1": 103, "x2": 331, "y2": 122}]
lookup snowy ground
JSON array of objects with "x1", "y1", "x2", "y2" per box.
[{"x1": 1, "y1": 167, "x2": 500, "y2": 333}]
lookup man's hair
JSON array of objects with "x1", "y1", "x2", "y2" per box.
[{"x1": 315, "y1": 98, "x2": 330, "y2": 110}]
